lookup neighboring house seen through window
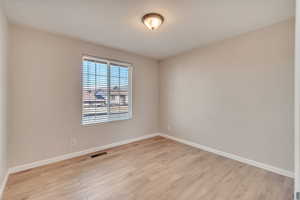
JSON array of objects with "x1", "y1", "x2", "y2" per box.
[{"x1": 82, "y1": 56, "x2": 132, "y2": 125}]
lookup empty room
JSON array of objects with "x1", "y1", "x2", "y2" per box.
[{"x1": 0, "y1": 0, "x2": 300, "y2": 199}]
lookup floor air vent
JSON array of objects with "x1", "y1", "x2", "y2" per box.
[{"x1": 90, "y1": 152, "x2": 107, "y2": 158}]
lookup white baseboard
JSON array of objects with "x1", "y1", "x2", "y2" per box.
[
  {"x1": 9, "y1": 133, "x2": 160, "y2": 174},
  {"x1": 159, "y1": 133, "x2": 294, "y2": 178},
  {"x1": 0, "y1": 171, "x2": 9, "y2": 199},
  {"x1": 8, "y1": 132, "x2": 294, "y2": 179}
]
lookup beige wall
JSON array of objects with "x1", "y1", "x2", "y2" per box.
[
  {"x1": 159, "y1": 20, "x2": 295, "y2": 171},
  {"x1": 0, "y1": 0, "x2": 8, "y2": 185},
  {"x1": 8, "y1": 19, "x2": 295, "y2": 172},
  {"x1": 8, "y1": 24, "x2": 159, "y2": 167}
]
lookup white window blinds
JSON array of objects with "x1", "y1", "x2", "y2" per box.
[{"x1": 82, "y1": 56, "x2": 132, "y2": 125}]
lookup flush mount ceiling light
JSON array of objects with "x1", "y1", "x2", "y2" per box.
[{"x1": 142, "y1": 13, "x2": 164, "y2": 30}]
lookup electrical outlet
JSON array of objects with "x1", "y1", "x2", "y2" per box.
[
  {"x1": 71, "y1": 138, "x2": 77, "y2": 146},
  {"x1": 167, "y1": 125, "x2": 171, "y2": 131}
]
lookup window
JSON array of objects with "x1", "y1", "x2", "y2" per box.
[{"x1": 82, "y1": 56, "x2": 132, "y2": 125}]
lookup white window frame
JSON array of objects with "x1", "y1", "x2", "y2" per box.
[{"x1": 81, "y1": 55, "x2": 133, "y2": 125}]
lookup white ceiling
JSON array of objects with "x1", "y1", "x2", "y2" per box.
[{"x1": 5, "y1": 0, "x2": 295, "y2": 60}]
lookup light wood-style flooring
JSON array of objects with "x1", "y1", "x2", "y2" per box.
[{"x1": 3, "y1": 136, "x2": 293, "y2": 200}]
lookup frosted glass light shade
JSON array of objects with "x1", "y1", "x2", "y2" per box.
[{"x1": 142, "y1": 13, "x2": 164, "y2": 30}]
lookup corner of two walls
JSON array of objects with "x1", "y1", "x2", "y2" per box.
[
  {"x1": 0, "y1": 0, "x2": 9, "y2": 192},
  {"x1": 158, "y1": 19, "x2": 295, "y2": 172}
]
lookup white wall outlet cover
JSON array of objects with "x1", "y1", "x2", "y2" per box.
[
  {"x1": 167, "y1": 125, "x2": 171, "y2": 131},
  {"x1": 71, "y1": 138, "x2": 77, "y2": 146}
]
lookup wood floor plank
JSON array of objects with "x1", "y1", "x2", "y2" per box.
[{"x1": 3, "y1": 136, "x2": 293, "y2": 200}]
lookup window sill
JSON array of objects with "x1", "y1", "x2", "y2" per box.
[{"x1": 81, "y1": 113, "x2": 132, "y2": 126}]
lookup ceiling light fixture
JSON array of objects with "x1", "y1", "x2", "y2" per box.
[{"x1": 142, "y1": 13, "x2": 164, "y2": 30}]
